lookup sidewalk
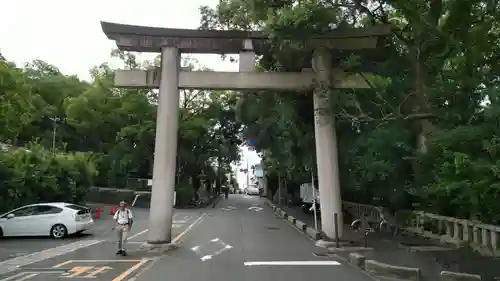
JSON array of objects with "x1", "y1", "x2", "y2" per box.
[{"x1": 277, "y1": 204, "x2": 500, "y2": 281}]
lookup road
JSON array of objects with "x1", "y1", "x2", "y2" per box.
[
  {"x1": 0, "y1": 195, "x2": 374, "y2": 281},
  {"x1": 136, "y1": 195, "x2": 375, "y2": 281}
]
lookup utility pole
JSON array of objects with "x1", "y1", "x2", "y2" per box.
[
  {"x1": 217, "y1": 135, "x2": 222, "y2": 195},
  {"x1": 246, "y1": 155, "x2": 250, "y2": 189},
  {"x1": 49, "y1": 117, "x2": 60, "y2": 155}
]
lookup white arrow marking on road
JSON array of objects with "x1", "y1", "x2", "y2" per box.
[
  {"x1": 200, "y1": 255, "x2": 212, "y2": 261},
  {"x1": 248, "y1": 206, "x2": 263, "y2": 211},
  {"x1": 244, "y1": 261, "x2": 341, "y2": 266}
]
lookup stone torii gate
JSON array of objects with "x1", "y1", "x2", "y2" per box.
[{"x1": 101, "y1": 21, "x2": 390, "y2": 246}]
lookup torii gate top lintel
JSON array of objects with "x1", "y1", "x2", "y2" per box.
[{"x1": 101, "y1": 21, "x2": 391, "y2": 54}]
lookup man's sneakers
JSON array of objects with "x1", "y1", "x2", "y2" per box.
[{"x1": 116, "y1": 249, "x2": 127, "y2": 256}]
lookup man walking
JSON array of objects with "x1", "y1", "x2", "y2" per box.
[{"x1": 113, "y1": 201, "x2": 133, "y2": 256}]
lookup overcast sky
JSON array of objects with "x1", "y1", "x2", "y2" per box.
[{"x1": 1, "y1": 0, "x2": 261, "y2": 188}]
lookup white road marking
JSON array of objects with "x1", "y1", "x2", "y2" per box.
[
  {"x1": 248, "y1": 206, "x2": 263, "y2": 211},
  {"x1": 0, "y1": 272, "x2": 29, "y2": 281},
  {"x1": 12, "y1": 273, "x2": 37, "y2": 281},
  {"x1": 244, "y1": 261, "x2": 341, "y2": 266},
  {"x1": 210, "y1": 238, "x2": 220, "y2": 242},
  {"x1": 172, "y1": 213, "x2": 206, "y2": 244},
  {"x1": 0, "y1": 240, "x2": 102, "y2": 275},
  {"x1": 128, "y1": 214, "x2": 192, "y2": 240},
  {"x1": 227, "y1": 206, "x2": 236, "y2": 209},
  {"x1": 129, "y1": 229, "x2": 148, "y2": 240},
  {"x1": 200, "y1": 255, "x2": 212, "y2": 261}
]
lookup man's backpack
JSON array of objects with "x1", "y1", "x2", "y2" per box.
[{"x1": 117, "y1": 209, "x2": 133, "y2": 227}]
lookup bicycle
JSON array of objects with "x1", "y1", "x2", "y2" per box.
[{"x1": 375, "y1": 206, "x2": 400, "y2": 237}]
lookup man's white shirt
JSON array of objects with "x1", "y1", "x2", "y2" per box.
[{"x1": 114, "y1": 208, "x2": 133, "y2": 224}]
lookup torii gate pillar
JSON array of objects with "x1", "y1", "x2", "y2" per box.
[
  {"x1": 148, "y1": 47, "x2": 180, "y2": 244},
  {"x1": 312, "y1": 47, "x2": 343, "y2": 238}
]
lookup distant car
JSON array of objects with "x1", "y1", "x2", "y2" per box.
[
  {"x1": 0, "y1": 203, "x2": 94, "y2": 239},
  {"x1": 246, "y1": 187, "x2": 260, "y2": 196}
]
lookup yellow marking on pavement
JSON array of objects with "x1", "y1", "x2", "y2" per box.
[
  {"x1": 52, "y1": 260, "x2": 73, "y2": 268},
  {"x1": 51, "y1": 260, "x2": 149, "y2": 281},
  {"x1": 52, "y1": 260, "x2": 143, "y2": 268},
  {"x1": 61, "y1": 266, "x2": 94, "y2": 278},
  {"x1": 111, "y1": 260, "x2": 148, "y2": 281},
  {"x1": 83, "y1": 266, "x2": 113, "y2": 278},
  {"x1": 172, "y1": 213, "x2": 206, "y2": 244},
  {"x1": 59, "y1": 265, "x2": 114, "y2": 278}
]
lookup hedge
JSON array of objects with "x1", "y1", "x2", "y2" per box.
[{"x1": 0, "y1": 145, "x2": 97, "y2": 213}]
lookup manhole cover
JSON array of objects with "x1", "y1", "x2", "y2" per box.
[{"x1": 266, "y1": 226, "x2": 280, "y2": 230}]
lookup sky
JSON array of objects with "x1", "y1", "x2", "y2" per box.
[{"x1": 1, "y1": 0, "x2": 261, "y2": 189}]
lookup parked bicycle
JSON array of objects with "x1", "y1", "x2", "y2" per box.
[{"x1": 350, "y1": 207, "x2": 399, "y2": 237}]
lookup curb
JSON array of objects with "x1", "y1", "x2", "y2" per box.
[
  {"x1": 263, "y1": 200, "x2": 484, "y2": 281},
  {"x1": 264, "y1": 199, "x2": 321, "y2": 241},
  {"x1": 440, "y1": 271, "x2": 482, "y2": 281},
  {"x1": 364, "y1": 259, "x2": 421, "y2": 281},
  {"x1": 347, "y1": 253, "x2": 483, "y2": 281}
]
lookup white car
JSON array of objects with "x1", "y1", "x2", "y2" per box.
[
  {"x1": 0, "y1": 203, "x2": 94, "y2": 239},
  {"x1": 246, "y1": 187, "x2": 260, "y2": 196}
]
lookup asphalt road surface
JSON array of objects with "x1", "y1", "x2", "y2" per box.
[
  {"x1": 0, "y1": 195, "x2": 376, "y2": 281},
  {"x1": 0, "y1": 207, "x2": 204, "y2": 281},
  {"x1": 135, "y1": 194, "x2": 376, "y2": 281}
]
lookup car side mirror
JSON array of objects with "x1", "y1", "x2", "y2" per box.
[{"x1": 6, "y1": 214, "x2": 15, "y2": 219}]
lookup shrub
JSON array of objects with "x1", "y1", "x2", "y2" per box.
[{"x1": 0, "y1": 144, "x2": 97, "y2": 213}]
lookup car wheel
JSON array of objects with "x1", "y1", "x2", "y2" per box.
[{"x1": 50, "y1": 224, "x2": 68, "y2": 239}]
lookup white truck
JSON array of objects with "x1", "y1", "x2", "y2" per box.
[{"x1": 299, "y1": 183, "x2": 320, "y2": 213}]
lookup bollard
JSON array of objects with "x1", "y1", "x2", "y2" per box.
[
  {"x1": 334, "y1": 213, "x2": 340, "y2": 248},
  {"x1": 95, "y1": 207, "x2": 101, "y2": 219},
  {"x1": 363, "y1": 213, "x2": 368, "y2": 247}
]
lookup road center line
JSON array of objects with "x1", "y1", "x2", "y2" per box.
[
  {"x1": 111, "y1": 259, "x2": 149, "y2": 281},
  {"x1": 172, "y1": 213, "x2": 206, "y2": 244},
  {"x1": 244, "y1": 261, "x2": 341, "y2": 266}
]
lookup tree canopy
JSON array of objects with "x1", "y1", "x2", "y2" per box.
[
  {"x1": 0, "y1": 51, "x2": 242, "y2": 209},
  {"x1": 2, "y1": 0, "x2": 500, "y2": 222},
  {"x1": 199, "y1": 0, "x2": 500, "y2": 223}
]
